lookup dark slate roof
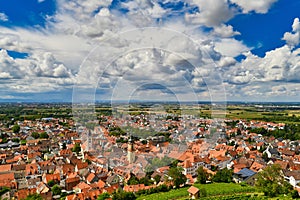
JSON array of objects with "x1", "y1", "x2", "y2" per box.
[
  {"x1": 236, "y1": 168, "x2": 256, "y2": 178},
  {"x1": 269, "y1": 148, "x2": 279, "y2": 155}
]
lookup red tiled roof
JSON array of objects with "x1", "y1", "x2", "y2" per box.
[
  {"x1": 284, "y1": 170, "x2": 300, "y2": 180},
  {"x1": 59, "y1": 149, "x2": 73, "y2": 156},
  {"x1": 76, "y1": 162, "x2": 88, "y2": 170},
  {"x1": 67, "y1": 172, "x2": 78, "y2": 179},
  {"x1": 183, "y1": 160, "x2": 192, "y2": 168},
  {"x1": 74, "y1": 182, "x2": 92, "y2": 191},
  {"x1": 97, "y1": 180, "x2": 105, "y2": 189},
  {"x1": 15, "y1": 188, "x2": 36, "y2": 200},
  {"x1": 0, "y1": 164, "x2": 11, "y2": 172},
  {"x1": 282, "y1": 149, "x2": 295, "y2": 157},
  {"x1": 66, "y1": 176, "x2": 80, "y2": 184},
  {"x1": 168, "y1": 151, "x2": 183, "y2": 160},
  {"x1": 63, "y1": 163, "x2": 75, "y2": 174},
  {"x1": 186, "y1": 174, "x2": 194, "y2": 184},
  {"x1": 0, "y1": 172, "x2": 14, "y2": 181},
  {"x1": 274, "y1": 160, "x2": 289, "y2": 170},
  {"x1": 123, "y1": 184, "x2": 156, "y2": 192},
  {"x1": 157, "y1": 166, "x2": 169, "y2": 173},
  {"x1": 187, "y1": 186, "x2": 199, "y2": 195},
  {"x1": 86, "y1": 173, "x2": 96, "y2": 183},
  {"x1": 209, "y1": 149, "x2": 226, "y2": 159},
  {"x1": 103, "y1": 184, "x2": 119, "y2": 194},
  {"x1": 250, "y1": 161, "x2": 264, "y2": 172},
  {"x1": 45, "y1": 173, "x2": 60, "y2": 183},
  {"x1": 84, "y1": 189, "x2": 102, "y2": 200},
  {"x1": 65, "y1": 194, "x2": 76, "y2": 200},
  {"x1": 0, "y1": 173, "x2": 15, "y2": 188},
  {"x1": 178, "y1": 152, "x2": 194, "y2": 162}
]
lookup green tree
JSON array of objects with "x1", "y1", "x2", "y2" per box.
[
  {"x1": 39, "y1": 132, "x2": 49, "y2": 139},
  {"x1": 197, "y1": 166, "x2": 209, "y2": 184},
  {"x1": 112, "y1": 191, "x2": 136, "y2": 200},
  {"x1": 167, "y1": 167, "x2": 187, "y2": 188},
  {"x1": 139, "y1": 176, "x2": 152, "y2": 186},
  {"x1": 212, "y1": 168, "x2": 233, "y2": 183},
  {"x1": 25, "y1": 194, "x2": 43, "y2": 200},
  {"x1": 86, "y1": 159, "x2": 92, "y2": 165},
  {"x1": 31, "y1": 132, "x2": 40, "y2": 139},
  {"x1": 97, "y1": 192, "x2": 110, "y2": 200},
  {"x1": 12, "y1": 124, "x2": 20, "y2": 133},
  {"x1": 72, "y1": 143, "x2": 81, "y2": 154},
  {"x1": 262, "y1": 152, "x2": 270, "y2": 162},
  {"x1": 291, "y1": 190, "x2": 300, "y2": 199},
  {"x1": 256, "y1": 164, "x2": 292, "y2": 197},
  {"x1": 251, "y1": 127, "x2": 267, "y2": 135},
  {"x1": 51, "y1": 184, "x2": 62, "y2": 195},
  {"x1": 20, "y1": 140, "x2": 26, "y2": 145},
  {"x1": 47, "y1": 180, "x2": 55, "y2": 187},
  {"x1": 0, "y1": 187, "x2": 10, "y2": 196},
  {"x1": 0, "y1": 137, "x2": 8, "y2": 144},
  {"x1": 109, "y1": 126, "x2": 126, "y2": 137},
  {"x1": 154, "y1": 174, "x2": 161, "y2": 184},
  {"x1": 12, "y1": 138, "x2": 20, "y2": 143},
  {"x1": 128, "y1": 175, "x2": 139, "y2": 185}
]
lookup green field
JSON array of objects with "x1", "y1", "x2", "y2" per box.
[
  {"x1": 137, "y1": 183, "x2": 257, "y2": 200},
  {"x1": 1, "y1": 103, "x2": 300, "y2": 124}
]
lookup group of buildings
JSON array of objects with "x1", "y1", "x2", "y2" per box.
[{"x1": 0, "y1": 113, "x2": 299, "y2": 199}]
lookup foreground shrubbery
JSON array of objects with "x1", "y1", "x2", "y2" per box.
[
  {"x1": 135, "y1": 184, "x2": 171, "y2": 196},
  {"x1": 136, "y1": 183, "x2": 256, "y2": 200},
  {"x1": 256, "y1": 164, "x2": 293, "y2": 197},
  {"x1": 200, "y1": 194, "x2": 266, "y2": 200}
]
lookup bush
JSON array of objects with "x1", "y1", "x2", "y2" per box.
[
  {"x1": 112, "y1": 191, "x2": 136, "y2": 200},
  {"x1": 256, "y1": 164, "x2": 292, "y2": 197},
  {"x1": 199, "y1": 188, "x2": 207, "y2": 197},
  {"x1": 212, "y1": 168, "x2": 233, "y2": 183},
  {"x1": 97, "y1": 192, "x2": 110, "y2": 200},
  {"x1": 48, "y1": 180, "x2": 55, "y2": 187},
  {"x1": 291, "y1": 190, "x2": 300, "y2": 199},
  {"x1": 25, "y1": 194, "x2": 43, "y2": 200},
  {"x1": 31, "y1": 132, "x2": 40, "y2": 139},
  {"x1": 12, "y1": 125, "x2": 20, "y2": 133},
  {"x1": 0, "y1": 187, "x2": 10, "y2": 196},
  {"x1": 40, "y1": 132, "x2": 49, "y2": 139},
  {"x1": 51, "y1": 184, "x2": 62, "y2": 195},
  {"x1": 12, "y1": 138, "x2": 20, "y2": 143},
  {"x1": 197, "y1": 166, "x2": 209, "y2": 184},
  {"x1": 240, "y1": 182, "x2": 247, "y2": 187}
]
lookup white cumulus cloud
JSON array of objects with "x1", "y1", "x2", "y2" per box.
[
  {"x1": 230, "y1": 0, "x2": 277, "y2": 13},
  {"x1": 185, "y1": 0, "x2": 234, "y2": 27},
  {"x1": 214, "y1": 38, "x2": 250, "y2": 57},
  {"x1": 0, "y1": 0, "x2": 296, "y2": 102},
  {"x1": 213, "y1": 24, "x2": 240, "y2": 38},
  {"x1": 283, "y1": 18, "x2": 300, "y2": 47},
  {"x1": 0, "y1": 13, "x2": 8, "y2": 22}
]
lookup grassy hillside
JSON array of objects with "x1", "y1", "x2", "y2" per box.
[{"x1": 137, "y1": 183, "x2": 256, "y2": 200}]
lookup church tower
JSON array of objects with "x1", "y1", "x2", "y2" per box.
[{"x1": 127, "y1": 136, "x2": 135, "y2": 164}]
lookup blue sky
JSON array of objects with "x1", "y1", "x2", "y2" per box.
[
  {"x1": 0, "y1": 0, "x2": 299, "y2": 102},
  {"x1": 0, "y1": 0, "x2": 56, "y2": 28},
  {"x1": 229, "y1": 0, "x2": 300, "y2": 57}
]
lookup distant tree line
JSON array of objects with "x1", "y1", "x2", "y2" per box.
[{"x1": 251, "y1": 124, "x2": 300, "y2": 141}]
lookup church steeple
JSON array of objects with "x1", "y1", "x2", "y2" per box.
[{"x1": 127, "y1": 136, "x2": 135, "y2": 164}]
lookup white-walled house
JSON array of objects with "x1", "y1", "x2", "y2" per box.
[{"x1": 284, "y1": 170, "x2": 300, "y2": 187}]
